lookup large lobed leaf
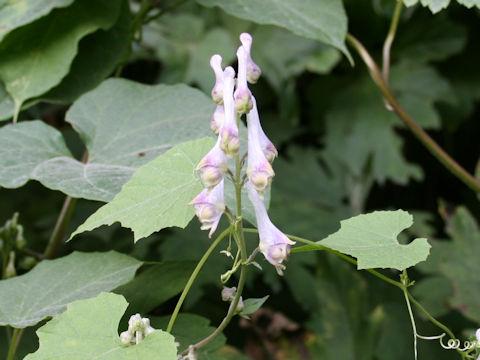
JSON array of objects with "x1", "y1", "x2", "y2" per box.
[
  {"x1": 403, "y1": 0, "x2": 480, "y2": 12},
  {"x1": 70, "y1": 137, "x2": 215, "y2": 242},
  {"x1": 196, "y1": 0, "x2": 351, "y2": 60},
  {"x1": 319, "y1": 210, "x2": 431, "y2": 270},
  {"x1": 25, "y1": 292, "x2": 177, "y2": 360},
  {"x1": 0, "y1": 0, "x2": 122, "y2": 112},
  {"x1": 0, "y1": 0, "x2": 74, "y2": 42},
  {"x1": 0, "y1": 78, "x2": 214, "y2": 201},
  {"x1": 0, "y1": 251, "x2": 141, "y2": 328}
]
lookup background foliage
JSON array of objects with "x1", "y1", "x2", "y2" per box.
[{"x1": 0, "y1": 0, "x2": 479, "y2": 359}]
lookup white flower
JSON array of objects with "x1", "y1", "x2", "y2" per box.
[
  {"x1": 247, "y1": 96, "x2": 277, "y2": 163},
  {"x1": 210, "y1": 54, "x2": 224, "y2": 104},
  {"x1": 196, "y1": 136, "x2": 228, "y2": 189},
  {"x1": 246, "y1": 182, "x2": 295, "y2": 275},
  {"x1": 189, "y1": 180, "x2": 225, "y2": 237},
  {"x1": 240, "y1": 32, "x2": 261, "y2": 84},
  {"x1": 219, "y1": 66, "x2": 240, "y2": 157},
  {"x1": 233, "y1": 46, "x2": 253, "y2": 114},
  {"x1": 246, "y1": 97, "x2": 274, "y2": 196}
]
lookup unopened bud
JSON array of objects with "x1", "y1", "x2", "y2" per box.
[
  {"x1": 234, "y1": 88, "x2": 253, "y2": 114},
  {"x1": 5, "y1": 251, "x2": 16, "y2": 279},
  {"x1": 240, "y1": 33, "x2": 261, "y2": 84},
  {"x1": 220, "y1": 128, "x2": 240, "y2": 157},
  {"x1": 221, "y1": 287, "x2": 236, "y2": 302},
  {"x1": 144, "y1": 325, "x2": 155, "y2": 336},
  {"x1": 128, "y1": 314, "x2": 143, "y2": 332},
  {"x1": 120, "y1": 331, "x2": 132, "y2": 346}
]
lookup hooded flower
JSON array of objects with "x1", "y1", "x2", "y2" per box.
[
  {"x1": 247, "y1": 182, "x2": 295, "y2": 275},
  {"x1": 210, "y1": 54, "x2": 224, "y2": 105},
  {"x1": 240, "y1": 32, "x2": 261, "y2": 84},
  {"x1": 246, "y1": 97, "x2": 274, "y2": 196},
  {"x1": 196, "y1": 136, "x2": 228, "y2": 189},
  {"x1": 234, "y1": 46, "x2": 253, "y2": 114},
  {"x1": 219, "y1": 66, "x2": 240, "y2": 157},
  {"x1": 189, "y1": 180, "x2": 225, "y2": 237},
  {"x1": 210, "y1": 105, "x2": 224, "y2": 135},
  {"x1": 248, "y1": 96, "x2": 278, "y2": 163}
]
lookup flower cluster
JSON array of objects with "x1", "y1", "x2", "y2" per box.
[
  {"x1": 119, "y1": 313, "x2": 155, "y2": 346},
  {"x1": 190, "y1": 33, "x2": 294, "y2": 274}
]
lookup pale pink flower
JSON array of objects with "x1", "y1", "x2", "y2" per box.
[
  {"x1": 189, "y1": 180, "x2": 225, "y2": 237},
  {"x1": 247, "y1": 182, "x2": 295, "y2": 275},
  {"x1": 196, "y1": 136, "x2": 228, "y2": 189},
  {"x1": 248, "y1": 96, "x2": 277, "y2": 163},
  {"x1": 234, "y1": 46, "x2": 253, "y2": 114},
  {"x1": 219, "y1": 66, "x2": 240, "y2": 157},
  {"x1": 210, "y1": 54, "x2": 224, "y2": 105},
  {"x1": 246, "y1": 98, "x2": 274, "y2": 196},
  {"x1": 240, "y1": 32, "x2": 261, "y2": 84}
]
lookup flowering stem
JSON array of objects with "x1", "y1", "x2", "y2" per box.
[
  {"x1": 166, "y1": 225, "x2": 232, "y2": 333},
  {"x1": 183, "y1": 151, "x2": 249, "y2": 354},
  {"x1": 345, "y1": 33, "x2": 480, "y2": 194}
]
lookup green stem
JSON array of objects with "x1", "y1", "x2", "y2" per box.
[
  {"x1": 43, "y1": 196, "x2": 77, "y2": 259},
  {"x1": 6, "y1": 328, "x2": 20, "y2": 360},
  {"x1": 402, "y1": 284, "x2": 419, "y2": 360},
  {"x1": 382, "y1": 0, "x2": 402, "y2": 82},
  {"x1": 345, "y1": 33, "x2": 480, "y2": 193},
  {"x1": 166, "y1": 226, "x2": 232, "y2": 333}
]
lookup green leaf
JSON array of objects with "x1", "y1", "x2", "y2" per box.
[
  {"x1": 40, "y1": 0, "x2": 132, "y2": 104},
  {"x1": 318, "y1": 210, "x2": 431, "y2": 270},
  {"x1": 424, "y1": 207, "x2": 480, "y2": 323},
  {"x1": 240, "y1": 296, "x2": 269, "y2": 316},
  {"x1": 402, "y1": 0, "x2": 480, "y2": 11},
  {"x1": 0, "y1": 0, "x2": 122, "y2": 112},
  {"x1": 0, "y1": 251, "x2": 141, "y2": 328},
  {"x1": 185, "y1": 28, "x2": 236, "y2": 93},
  {"x1": 252, "y1": 26, "x2": 340, "y2": 91},
  {"x1": 196, "y1": 0, "x2": 351, "y2": 60},
  {"x1": 115, "y1": 261, "x2": 196, "y2": 314},
  {"x1": 394, "y1": 15, "x2": 467, "y2": 63},
  {"x1": 0, "y1": 0, "x2": 74, "y2": 42},
  {"x1": 0, "y1": 80, "x2": 14, "y2": 121},
  {"x1": 0, "y1": 79, "x2": 214, "y2": 201},
  {"x1": 0, "y1": 120, "x2": 73, "y2": 188},
  {"x1": 24, "y1": 292, "x2": 177, "y2": 360},
  {"x1": 325, "y1": 64, "x2": 453, "y2": 185},
  {"x1": 70, "y1": 137, "x2": 215, "y2": 242}
]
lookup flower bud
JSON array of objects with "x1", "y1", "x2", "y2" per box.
[
  {"x1": 120, "y1": 331, "x2": 133, "y2": 346},
  {"x1": 221, "y1": 287, "x2": 236, "y2": 302},
  {"x1": 210, "y1": 54, "x2": 224, "y2": 104},
  {"x1": 210, "y1": 105, "x2": 225, "y2": 135},
  {"x1": 128, "y1": 314, "x2": 143, "y2": 332},
  {"x1": 246, "y1": 183, "x2": 295, "y2": 275},
  {"x1": 5, "y1": 251, "x2": 16, "y2": 279},
  {"x1": 234, "y1": 46, "x2": 253, "y2": 114},
  {"x1": 196, "y1": 139, "x2": 228, "y2": 189},
  {"x1": 240, "y1": 32, "x2": 261, "y2": 84},
  {"x1": 144, "y1": 325, "x2": 155, "y2": 336},
  {"x1": 189, "y1": 180, "x2": 225, "y2": 237}
]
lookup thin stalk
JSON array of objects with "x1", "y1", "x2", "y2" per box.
[
  {"x1": 382, "y1": 0, "x2": 403, "y2": 82},
  {"x1": 345, "y1": 33, "x2": 480, "y2": 193},
  {"x1": 166, "y1": 226, "x2": 232, "y2": 333},
  {"x1": 403, "y1": 285, "x2": 419, "y2": 360},
  {"x1": 6, "y1": 328, "x2": 20, "y2": 360},
  {"x1": 43, "y1": 196, "x2": 77, "y2": 259}
]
